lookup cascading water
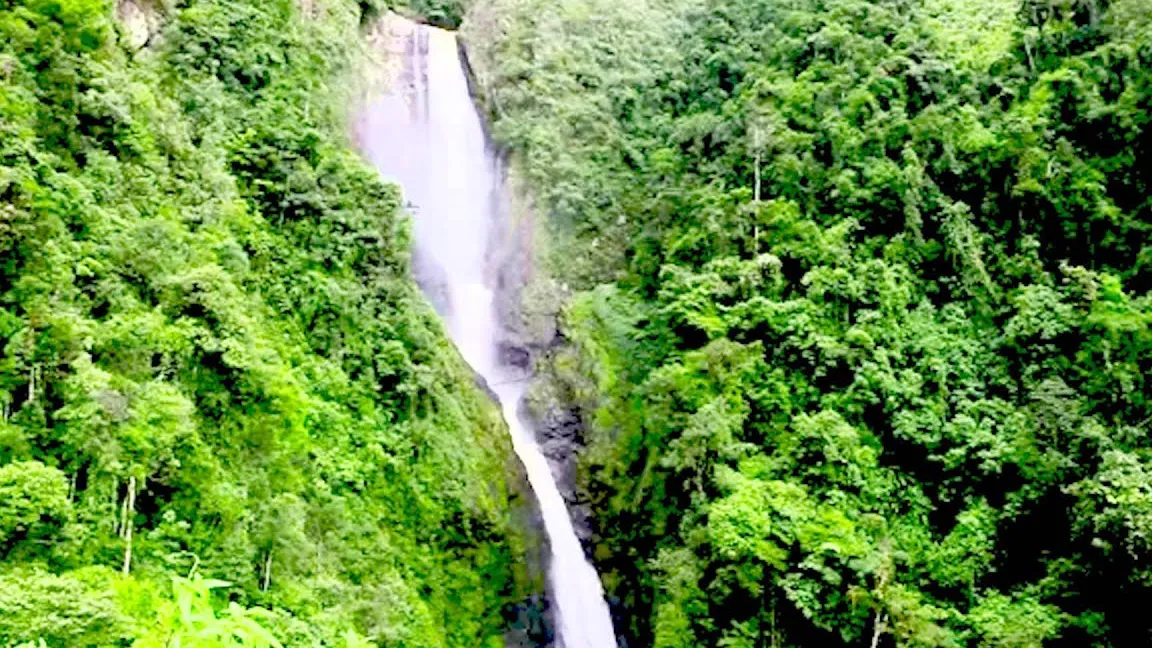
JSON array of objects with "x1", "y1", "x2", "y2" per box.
[{"x1": 356, "y1": 18, "x2": 618, "y2": 648}]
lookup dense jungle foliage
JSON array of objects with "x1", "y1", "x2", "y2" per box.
[
  {"x1": 0, "y1": 0, "x2": 532, "y2": 645},
  {"x1": 463, "y1": 0, "x2": 1152, "y2": 645}
]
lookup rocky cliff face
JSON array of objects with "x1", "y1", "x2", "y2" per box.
[
  {"x1": 353, "y1": 13, "x2": 558, "y2": 647},
  {"x1": 457, "y1": 18, "x2": 602, "y2": 557},
  {"x1": 116, "y1": 0, "x2": 165, "y2": 50}
]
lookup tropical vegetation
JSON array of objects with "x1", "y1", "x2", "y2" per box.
[
  {"x1": 0, "y1": 0, "x2": 532, "y2": 645},
  {"x1": 463, "y1": 0, "x2": 1152, "y2": 645}
]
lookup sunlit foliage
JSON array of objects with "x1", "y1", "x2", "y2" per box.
[{"x1": 0, "y1": 0, "x2": 529, "y2": 645}]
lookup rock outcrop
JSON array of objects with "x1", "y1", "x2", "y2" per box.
[{"x1": 116, "y1": 0, "x2": 164, "y2": 50}]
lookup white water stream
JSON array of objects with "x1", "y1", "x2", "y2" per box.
[{"x1": 356, "y1": 21, "x2": 618, "y2": 648}]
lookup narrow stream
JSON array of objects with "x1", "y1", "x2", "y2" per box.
[{"x1": 356, "y1": 20, "x2": 618, "y2": 648}]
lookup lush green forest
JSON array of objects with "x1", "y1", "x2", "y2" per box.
[
  {"x1": 8, "y1": 0, "x2": 1152, "y2": 646},
  {"x1": 464, "y1": 0, "x2": 1152, "y2": 645},
  {"x1": 0, "y1": 0, "x2": 534, "y2": 645}
]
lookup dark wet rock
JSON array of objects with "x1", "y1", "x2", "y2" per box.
[
  {"x1": 532, "y1": 403, "x2": 596, "y2": 547},
  {"x1": 472, "y1": 370, "x2": 499, "y2": 403},
  {"x1": 607, "y1": 596, "x2": 631, "y2": 648},
  {"x1": 504, "y1": 593, "x2": 556, "y2": 648},
  {"x1": 499, "y1": 341, "x2": 532, "y2": 370}
]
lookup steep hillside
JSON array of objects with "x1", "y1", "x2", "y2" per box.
[
  {"x1": 0, "y1": 0, "x2": 534, "y2": 645},
  {"x1": 463, "y1": 0, "x2": 1152, "y2": 646}
]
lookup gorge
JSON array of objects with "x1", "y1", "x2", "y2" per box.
[
  {"x1": 355, "y1": 17, "x2": 617, "y2": 648},
  {"x1": 2, "y1": 0, "x2": 1152, "y2": 646}
]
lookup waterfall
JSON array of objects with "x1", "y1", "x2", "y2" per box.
[{"x1": 356, "y1": 19, "x2": 619, "y2": 648}]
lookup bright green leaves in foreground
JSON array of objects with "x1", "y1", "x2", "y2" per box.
[
  {"x1": 0, "y1": 461, "x2": 70, "y2": 546},
  {"x1": 465, "y1": 0, "x2": 1152, "y2": 644},
  {"x1": 0, "y1": 0, "x2": 530, "y2": 645}
]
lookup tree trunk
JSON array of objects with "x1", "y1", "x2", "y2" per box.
[
  {"x1": 122, "y1": 476, "x2": 136, "y2": 575},
  {"x1": 870, "y1": 612, "x2": 888, "y2": 648},
  {"x1": 754, "y1": 151, "x2": 761, "y2": 203},
  {"x1": 262, "y1": 549, "x2": 273, "y2": 592}
]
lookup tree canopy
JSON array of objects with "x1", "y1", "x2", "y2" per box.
[
  {"x1": 463, "y1": 0, "x2": 1152, "y2": 645},
  {"x1": 0, "y1": 0, "x2": 534, "y2": 645}
]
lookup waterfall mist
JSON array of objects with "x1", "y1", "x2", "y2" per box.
[{"x1": 356, "y1": 19, "x2": 618, "y2": 648}]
